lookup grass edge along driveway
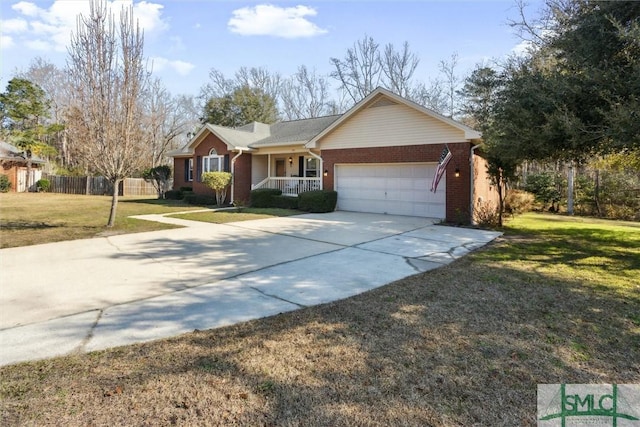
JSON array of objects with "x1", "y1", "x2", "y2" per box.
[
  {"x1": 0, "y1": 193, "x2": 298, "y2": 248},
  {"x1": 1, "y1": 213, "x2": 638, "y2": 426}
]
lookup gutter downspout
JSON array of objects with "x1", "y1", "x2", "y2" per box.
[
  {"x1": 307, "y1": 150, "x2": 323, "y2": 189},
  {"x1": 470, "y1": 143, "x2": 482, "y2": 225},
  {"x1": 230, "y1": 149, "x2": 243, "y2": 205}
]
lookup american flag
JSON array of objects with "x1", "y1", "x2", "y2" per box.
[{"x1": 430, "y1": 146, "x2": 452, "y2": 192}]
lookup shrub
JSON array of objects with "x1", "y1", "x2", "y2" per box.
[
  {"x1": 524, "y1": 172, "x2": 563, "y2": 211},
  {"x1": 142, "y1": 165, "x2": 172, "y2": 199},
  {"x1": 504, "y1": 189, "x2": 534, "y2": 215},
  {"x1": 184, "y1": 193, "x2": 217, "y2": 206},
  {"x1": 272, "y1": 195, "x2": 299, "y2": 209},
  {"x1": 0, "y1": 174, "x2": 11, "y2": 192},
  {"x1": 250, "y1": 188, "x2": 282, "y2": 208},
  {"x1": 298, "y1": 190, "x2": 337, "y2": 213},
  {"x1": 474, "y1": 200, "x2": 500, "y2": 228},
  {"x1": 36, "y1": 178, "x2": 50, "y2": 192},
  {"x1": 165, "y1": 189, "x2": 183, "y2": 200},
  {"x1": 179, "y1": 186, "x2": 193, "y2": 192},
  {"x1": 202, "y1": 171, "x2": 232, "y2": 206}
]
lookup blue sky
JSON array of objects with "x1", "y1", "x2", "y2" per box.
[{"x1": 0, "y1": 0, "x2": 543, "y2": 98}]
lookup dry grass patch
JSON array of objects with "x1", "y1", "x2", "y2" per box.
[{"x1": 1, "y1": 213, "x2": 638, "y2": 425}]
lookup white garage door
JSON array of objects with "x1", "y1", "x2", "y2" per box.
[{"x1": 335, "y1": 163, "x2": 446, "y2": 218}]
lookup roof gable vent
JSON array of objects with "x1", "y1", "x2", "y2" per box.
[{"x1": 368, "y1": 97, "x2": 399, "y2": 108}]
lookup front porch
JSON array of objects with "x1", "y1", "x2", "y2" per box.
[
  {"x1": 250, "y1": 152, "x2": 323, "y2": 196},
  {"x1": 252, "y1": 177, "x2": 321, "y2": 196}
]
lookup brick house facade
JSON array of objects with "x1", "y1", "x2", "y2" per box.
[{"x1": 169, "y1": 88, "x2": 499, "y2": 223}]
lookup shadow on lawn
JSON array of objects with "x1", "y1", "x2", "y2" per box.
[{"x1": 0, "y1": 221, "x2": 61, "y2": 230}]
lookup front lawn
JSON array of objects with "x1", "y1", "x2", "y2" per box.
[
  {"x1": 1, "y1": 213, "x2": 638, "y2": 425},
  {"x1": 0, "y1": 193, "x2": 201, "y2": 248}
]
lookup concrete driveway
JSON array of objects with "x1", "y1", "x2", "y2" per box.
[{"x1": 0, "y1": 211, "x2": 500, "y2": 366}]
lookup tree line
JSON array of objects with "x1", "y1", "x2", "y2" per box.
[{"x1": 463, "y1": 0, "x2": 639, "y2": 224}]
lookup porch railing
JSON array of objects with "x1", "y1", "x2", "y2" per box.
[{"x1": 252, "y1": 177, "x2": 321, "y2": 196}]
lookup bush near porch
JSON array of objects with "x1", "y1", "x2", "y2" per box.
[
  {"x1": 250, "y1": 188, "x2": 282, "y2": 208},
  {"x1": 298, "y1": 190, "x2": 337, "y2": 213},
  {"x1": 249, "y1": 189, "x2": 337, "y2": 213}
]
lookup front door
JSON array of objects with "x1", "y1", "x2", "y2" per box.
[{"x1": 275, "y1": 159, "x2": 286, "y2": 177}]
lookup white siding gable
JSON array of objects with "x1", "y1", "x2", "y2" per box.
[{"x1": 317, "y1": 102, "x2": 467, "y2": 150}]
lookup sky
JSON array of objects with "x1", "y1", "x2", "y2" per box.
[{"x1": 0, "y1": 0, "x2": 544, "y2": 99}]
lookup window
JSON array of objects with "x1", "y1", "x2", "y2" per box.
[
  {"x1": 203, "y1": 148, "x2": 224, "y2": 173},
  {"x1": 305, "y1": 157, "x2": 318, "y2": 177},
  {"x1": 187, "y1": 158, "x2": 193, "y2": 181}
]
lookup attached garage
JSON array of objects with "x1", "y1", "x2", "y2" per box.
[{"x1": 335, "y1": 163, "x2": 446, "y2": 218}]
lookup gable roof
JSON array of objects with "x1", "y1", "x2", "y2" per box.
[
  {"x1": 0, "y1": 141, "x2": 46, "y2": 164},
  {"x1": 168, "y1": 87, "x2": 481, "y2": 157},
  {"x1": 305, "y1": 87, "x2": 482, "y2": 148}
]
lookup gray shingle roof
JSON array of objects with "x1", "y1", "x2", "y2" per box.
[
  {"x1": 249, "y1": 115, "x2": 341, "y2": 147},
  {"x1": 0, "y1": 141, "x2": 46, "y2": 164}
]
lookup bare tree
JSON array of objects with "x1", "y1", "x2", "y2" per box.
[
  {"x1": 200, "y1": 68, "x2": 234, "y2": 101},
  {"x1": 142, "y1": 78, "x2": 198, "y2": 167},
  {"x1": 67, "y1": 0, "x2": 149, "y2": 227},
  {"x1": 280, "y1": 65, "x2": 332, "y2": 120},
  {"x1": 438, "y1": 52, "x2": 460, "y2": 118},
  {"x1": 381, "y1": 42, "x2": 420, "y2": 98},
  {"x1": 330, "y1": 35, "x2": 382, "y2": 104},
  {"x1": 410, "y1": 79, "x2": 448, "y2": 114},
  {"x1": 235, "y1": 66, "x2": 281, "y2": 101}
]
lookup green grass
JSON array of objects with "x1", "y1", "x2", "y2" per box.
[
  {"x1": 0, "y1": 193, "x2": 202, "y2": 248},
  {"x1": 483, "y1": 213, "x2": 640, "y2": 298},
  {"x1": 169, "y1": 207, "x2": 301, "y2": 223}
]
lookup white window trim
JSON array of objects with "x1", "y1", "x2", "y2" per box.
[
  {"x1": 304, "y1": 157, "x2": 318, "y2": 177},
  {"x1": 203, "y1": 149, "x2": 224, "y2": 174}
]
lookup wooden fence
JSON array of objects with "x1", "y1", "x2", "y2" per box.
[{"x1": 43, "y1": 175, "x2": 165, "y2": 197}]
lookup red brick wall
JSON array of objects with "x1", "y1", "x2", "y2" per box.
[
  {"x1": 1, "y1": 164, "x2": 18, "y2": 192},
  {"x1": 174, "y1": 133, "x2": 251, "y2": 204},
  {"x1": 321, "y1": 142, "x2": 472, "y2": 223},
  {"x1": 173, "y1": 157, "x2": 189, "y2": 190},
  {"x1": 232, "y1": 153, "x2": 252, "y2": 204},
  {"x1": 472, "y1": 152, "x2": 500, "y2": 221}
]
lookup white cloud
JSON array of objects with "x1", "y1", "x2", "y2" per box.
[
  {"x1": 228, "y1": 4, "x2": 328, "y2": 38},
  {"x1": 1, "y1": 35, "x2": 15, "y2": 49},
  {"x1": 5, "y1": 0, "x2": 168, "y2": 53},
  {"x1": 25, "y1": 39, "x2": 52, "y2": 51},
  {"x1": 1, "y1": 18, "x2": 28, "y2": 33},
  {"x1": 150, "y1": 56, "x2": 195, "y2": 76},
  {"x1": 12, "y1": 1, "x2": 41, "y2": 17}
]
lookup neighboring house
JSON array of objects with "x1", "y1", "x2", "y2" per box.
[
  {"x1": 169, "y1": 87, "x2": 499, "y2": 223},
  {"x1": 0, "y1": 141, "x2": 45, "y2": 192}
]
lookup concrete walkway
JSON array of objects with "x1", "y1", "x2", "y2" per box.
[{"x1": 0, "y1": 212, "x2": 501, "y2": 366}]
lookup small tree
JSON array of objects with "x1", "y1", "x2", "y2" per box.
[
  {"x1": 202, "y1": 171, "x2": 232, "y2": 207},
  {"x1": 142, "y1": 165, "x2": 171, "y2": 199},
  {"x1": 67, "y1": 0, "x2": 149, "y2": 227}
]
